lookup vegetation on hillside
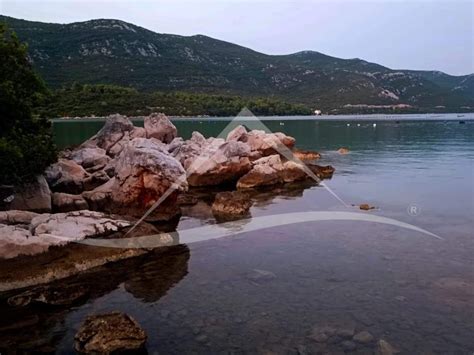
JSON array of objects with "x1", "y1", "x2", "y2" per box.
[
  {"x1": 36, "y1": 84, "x2": 312, "y2": 117},
  {"x1": 2, "y1": 15, "x2": 473, "y2": 113},
  {"x1": 0, "y1": 23, "x2": 56, "y2": 186}
]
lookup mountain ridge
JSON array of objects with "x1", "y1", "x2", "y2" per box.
[{"x1": 2, "y1": 15, "x2": 473, "y2": 112}]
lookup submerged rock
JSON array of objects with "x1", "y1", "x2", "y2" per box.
[
  {"x1": 353, "y1": 330, "x2": 374, "y2": 344},
  {"x1": 377, "y1": 339, "x2": 400, "y2": 355},
  {"x1": 337, "y1": 147, "x2": 350, "y2": 154},
  {"x1": 8, "y1": 284, "x2": 89, "y2": 307},
  {"x1": 8, "y1": 175, "x2": 51, "y2": 213},
  {"x1": 74, "y1": 312, "x2": 147, "y2": 353},
  {"x1": 211, "y1": 191, "x2": 252, "y2": 220},
  {"x1": 144, "y1": 112, "x2": 177, "y2": 143}
]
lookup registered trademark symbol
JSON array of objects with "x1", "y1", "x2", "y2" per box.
[{"x1": 407, "y1": 204, "x2": 421, "y2": 216}]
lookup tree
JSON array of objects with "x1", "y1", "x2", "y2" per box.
[{"x1": 0, "y1": 23, "x2": 57, "y2": 186}]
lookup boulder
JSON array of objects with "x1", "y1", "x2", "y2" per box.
[
  {"x1": 144, "y1": 112, "x2": 177, "y2": 143},
  {"x1": 81, "y1": 114, "x2": 136, "y2": 157},
  {"x1": 337, "y1": 147, "x2": 350, "y2": 154},
  {"x1": 292, "y1": 148, "x2": 321, "y2": 161},
  {"x1": 211, "y1": 191, "x2": 252, "y2": 220},
  {"x1": 186, "y1": 141, "x2": 252, "y2": 186},
  {"x1": 226, "y1": 126, "x2": 295, "y2": 156},
  {"x1": 359, "y1": 203, "x2": 375, "y2": 211},
  {"x1": 86, "y1": 138, "x2": 187, "y2": 221},
  {"x1": 45, "y1": 159, "x2": 89, "y2": 194},
  {"x1": 237, "y1": 155, "x2": 310, "y2": 189},
  {"x1": 377, "y1": 339, "x2": 400, "y2": 355},
  {"x1": 75, "y1": 312, "x2": 147, "y2": 354},
  {"x1": 69, "y1": 147, "x2": 111, "y2": 172},
  {"x1": 8, "y1": 175, "x2": 51, "y2": 213},
  {"x1": 0, "y1": 224, "x2": 56, "y2": 259},
  {"x1": 52, "y1": 192, "x2": 89, "y2": 212}
]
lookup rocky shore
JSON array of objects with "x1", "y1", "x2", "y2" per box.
[{"x1": 0, "y1": 113, "x2": 333, "y2": 265}]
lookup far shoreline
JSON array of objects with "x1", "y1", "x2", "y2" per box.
[{"x1": 51, "y1": 112, "x2": 474, "y2": 123}]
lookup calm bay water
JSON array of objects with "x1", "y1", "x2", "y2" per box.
[{"x1": 6, "y1": 115, "x2": 474, "y2": 353}]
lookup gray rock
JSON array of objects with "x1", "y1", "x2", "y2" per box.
[
  {"x1": 69, "y1": 147, "x2": 111, "y2": 171},
  {"x1": 144, "y1": 112, "x2": 177, "y2": 143},
  {"x1": 75, "y1": 312, "x2": 147, "y2": 353},
  {"x1": 9, "y1": 175, "x2": 51, "y2": 213}
]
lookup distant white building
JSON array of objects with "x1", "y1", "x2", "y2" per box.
[{"x1": 314, "y1": 109, "x2": 322, "y2": 115}]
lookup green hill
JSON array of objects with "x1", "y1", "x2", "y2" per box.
[{"x1": 2, "y1": 15, "x2": 473, "y2": 113}]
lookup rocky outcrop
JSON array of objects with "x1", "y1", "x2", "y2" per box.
[
  {"x1": 211, "y1": 191, "x2": 252, "y2": 220},
  {"x1": 172, "y1": 132, "x2": 252, "y2": 186},
  {"x1": 52, "y1": 192, "x2": 89, "y2": 212},
  {"x1": 0, "y1": 210, "x2": 132, "y2": 259},
  {"x1": 8, "y1": 175, "x2": 51, "y2": 213},
  {"x1": 144, "y1": 112, "x2": 177, "y2": 143},
  {"x1": 75, "y1": 312, "x2": 147, "y2": 354}
]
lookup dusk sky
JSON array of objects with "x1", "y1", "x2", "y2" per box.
[{"x1": 1, "y1": 0, "x2": 472, "y2": 75}]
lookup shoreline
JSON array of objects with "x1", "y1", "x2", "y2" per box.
[{"x1": 51, "y1": 112, "x2": 474, "y2": 123}]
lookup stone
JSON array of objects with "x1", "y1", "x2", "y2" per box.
[
  {"x1": 45, "y1": 159, "x2": 89, "y2": 194},
  {"x1": 80, "y1": 114, "x2": 136, "y2": 157},
  {"x1": 353, "y1": 331, "x2": 374, "y2": 344},
  {"x1": 30, "y1": 210, "x2": 131, "y2": 241},
  {"x1": 106, "y1": 138, "x2": 187, "y2": 220},
  {"x1": 185, "y1": 140, "x2": 252, "y2": 187},
  {"x1": 337, "y1": 326, "x2": 355, "y2": 338},
  {"x1": 245, "y1": 130, "x2": 295, "y2": 156},
  {"x1": 292, "y1": 148, "x2": 321, "y2": 161},
  {"x1": 359, "y1": 203, "x2": 375, "y2": 211},
  {"x1": 211, "y1": 191, "x2": 252, "y2": 220},
  {"x1": 144, "y1": 112, "x2": 177, "y2": 143},
  {"x1": 237, "y1": 155, "x2": 312, "y2": 189},
  {"x1": 377, "y1": 339, "x2": 399, "y2": 355},
  {"x1": 0, "y1": 210, "x2": 39, "y2": 225},
  {"x1": 69, "y1": 147, "x2": 111, "y2": 171},
  {"x1": 8, "y1": 175, "x2": 51, "y2": 213},
  {"x1": 52, "y1": 192, "x2": 89, "y2": 212},
  {"x1": 337, "y1": 147, "x2": 350, "y2": 154},
  {"x1": 74, "y1": 312, "x2": 147, "y2": 353},
  {"x1": 226, "y1": 125, "x2": 248, "y2": 142}
]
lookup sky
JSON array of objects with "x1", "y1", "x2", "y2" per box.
[{"x1": 1, "y1": 0, "x2": 473, "y2": 75}]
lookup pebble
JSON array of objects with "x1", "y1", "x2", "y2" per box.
[
  {"x1": 195, "y1": 334, "x2": 208, "y2": 343},
  {"x1": 353, "y1": 330, "x2": 374, "y2": 344},
  {"x1": 337, "y1": 326, "x2": 355, "y2": 338}
]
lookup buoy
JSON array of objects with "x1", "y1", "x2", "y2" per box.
[
  {"x1": 280, "y1": 122, "x2": 285, "y2": 126},
  {"x1": 357, "y1": 123, "x2": 361, "y2": 127},
  {"x1": 347, "y1": 123, "x2": 350, "y2": 127},
  {"x1": 373, "y1": 123, "x2": 377, "y2": 127}
]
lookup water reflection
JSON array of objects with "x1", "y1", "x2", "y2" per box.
[{"x1": 0, "y1": 245, "x2": 190, "y2": 352}]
